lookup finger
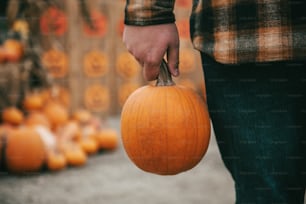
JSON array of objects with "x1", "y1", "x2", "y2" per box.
[
  {"x1": 143, "y1": 62, "x2": 160, "y2": 81},
  {"x1": 166, "y1": 40, "x2": 180, "y2": 77}
]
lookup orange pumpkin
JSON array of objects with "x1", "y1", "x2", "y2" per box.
[
  {"x1": 23, "y1": 92, "x2": 44, "y2": 111},
  {"x1": 43, "y1": 101, "x2": 69, "y2": 129},
  {"x1": 40, "y1": 6, "x2": 67, "y2": 36},
  {"x1": 121, "y1": 60, "x2": 211, "y2": 175},
  {"x1": 41, "y1": 49, "x2": 68, "y2": 78},
  {"x1": 72, "y1": 109, "x2": 92, "y2": 124},
  {"x1": 116, "y1": 52, "x2": 140, "y2": 79},
  {"x1": 2, "y1": 107, "x2": 24, "y2": 126},
  {"x1": 94, "y1": 129, "x2": 118, "y2": 150},
  {"x1": 59, "y1": 142, "x2": 87, "y2": 167},
  {"x1": 25, "y1": 112, "x2": 51, "y2": 128},
  {"x1": 46, "y1": 149, "x2": 67, "y2": 171},
  {"x1": 78, "y1": 137, "x2": 99, "y2": 155},
  {"x1": 2, "y1": 39, "x2": 24, "y2": 62},
  {"x1": 83, "y1": 50, "x2": 108, "y2": 77},
  {"x1": 5, "y1": 127, "x2": 46, "y2": 173}
]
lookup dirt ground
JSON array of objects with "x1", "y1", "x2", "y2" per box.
[{"x1": 0, "y1": 116, "x2": 236, "y2": 204}]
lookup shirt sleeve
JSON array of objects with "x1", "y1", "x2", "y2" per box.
[{"x1": 124, "y1": 0, "x2": 175, "y2": 26}]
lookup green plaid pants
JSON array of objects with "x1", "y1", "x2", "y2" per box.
[{"x1": 201, "y1": 53, "x2": 306, "y2": 204}]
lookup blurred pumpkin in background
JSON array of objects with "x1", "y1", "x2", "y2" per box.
[
  {"x1": 23, "y1": 92, "x2": 44, "y2": 111},
  {"x1": 2, "y1": 39, "x2": 24, "y2": 62},
  {"x1": 43, "y1": 101, "x2": 69, "y2": 129},
  {"x1": 93, "y1": 128, "x2": 118, "y2": 151},
  {"x1": 5, "y1": 127, "x2": 46, "y2": 173},
  {"x1": 46, "y1": 148, "x2": 67, "y2": 171},
  {"x1": 25, "y1": 112, "x2": 51, "y2": 129},
  {"x1": 2, "y1": 107, "x2": 24, "y2": 126},
  {"x1": 59, "y1": 141, "x2": 87, "y2": 167},
  {"x1": 40, "y1": 6, "x2": 67, "y2": 36}
]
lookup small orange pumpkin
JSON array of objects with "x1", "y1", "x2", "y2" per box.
[
  {"x1": 94, "y1": 129, "x2": 119, "y2": 151},
  {"x1": 25, "y1": 112, "x2": 51, "y2": 128},
  {"x1": 43, "y1": 101, "x2": 69, "y2": 129},
  {"x1": 121, "y1": 60, "x2": 211, "y2": 175},
  {"x1": 23, "y1": 92, "x2": 44, "y2": 111},
  {"x1": 46, "y1": 149, "x2": 67, "y2": 171},
  {"x1": 2, "y1": 39, "x2": 24, "y2": 62},
  {"x1": 2, "y1": 107, "x2": 24, "y2": 126},
  {"x1": 40, "y1": 6, "x2": 67, "y2": 36},
  {"x1": 78, "y1": 137, "x2": 99, "y2": 155},
  {"x1": 59, "y1": 142, "x2": 87, "y2": 167},
  {"x1": 72, "y1": 109, "x2": 92, "y2": 124},
  {"x1": 5, "y1": 127, "x2": 46, "y2": 173}
]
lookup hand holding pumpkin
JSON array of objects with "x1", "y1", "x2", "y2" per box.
[{"x1": 123, "y1": 23, "x2": 180, "y2": 81}]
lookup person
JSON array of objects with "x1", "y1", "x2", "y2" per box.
[{"x1": 123, "y1": 0, "x2": 306, "y2": 203}]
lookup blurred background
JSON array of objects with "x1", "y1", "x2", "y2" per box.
[{"x1": 0, "y1": 0, "x2": 235, "y2": 203}]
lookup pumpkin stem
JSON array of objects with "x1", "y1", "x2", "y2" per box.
[{"x1": 156, "y1": 59, "x2": 175, "y2": 86}]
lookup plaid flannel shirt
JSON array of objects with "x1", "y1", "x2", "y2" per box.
[{"x1": 125, "y1": 0, "x2": 306, "y2": 64}]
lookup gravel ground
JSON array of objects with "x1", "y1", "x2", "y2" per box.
[{"x1": 0, "y1": 116, "x2": 235, "y2": 204}]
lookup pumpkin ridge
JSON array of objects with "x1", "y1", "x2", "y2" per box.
[
  {"x1": 146, "y1": 86, "x2": 161, "y2": 172},
  {"x1": 184, "y1": 88, "x2": 210, "y2": 168},
  {"x1": 182, "y1": 88, "x2": 201, "y2": 169},
  {"x1": 175, "y1": 87, "x2": 191, "y2": 171}
]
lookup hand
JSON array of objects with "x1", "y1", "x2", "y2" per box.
[{"x1": 123, "y1": 23, "x2": 180, "y2": 81}]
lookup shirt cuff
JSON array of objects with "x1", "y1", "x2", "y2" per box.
[{"x1": 124, "y1": 1, "x2": 175, "y2": 26}]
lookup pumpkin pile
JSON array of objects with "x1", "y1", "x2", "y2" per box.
[{"x1": 0, "y1": 89, "x2": 119, "y2": 174}]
